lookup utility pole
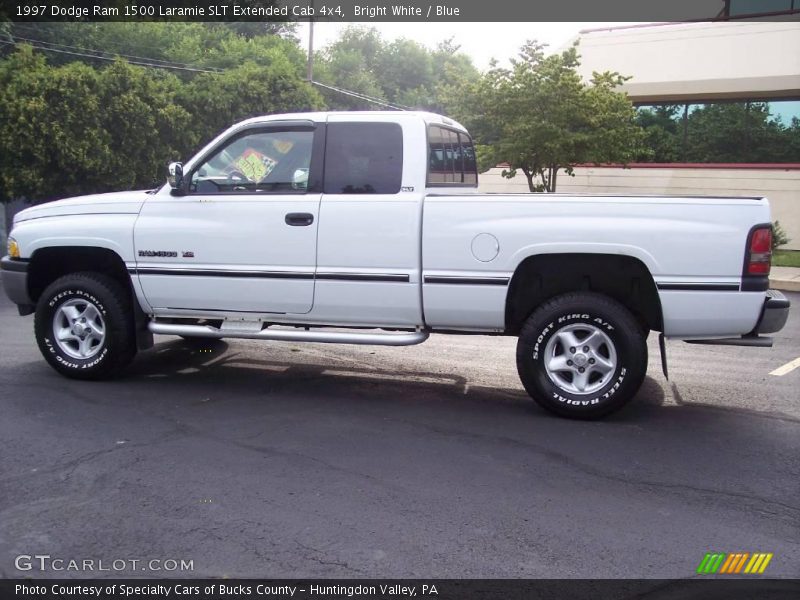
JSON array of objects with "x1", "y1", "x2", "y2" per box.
[{"x1": 306, "y1": 11, "x2": 314, "y2": 81}]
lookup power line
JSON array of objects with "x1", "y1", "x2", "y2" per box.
[
  {"x1": 10, "y1": 31, "x2": 224, "y2": 72},
  {"x1": 311, "y1": 80, "x2": 409, "y2": 111},
  {"x1": 1, "y1": 39, "x2": 222, "y2": 74},
  {"x1": 10, "y1": 22, "x2": 223, "y2": 69}
]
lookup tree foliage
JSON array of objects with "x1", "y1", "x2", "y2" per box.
[
  {"x1": 179, "y1": 62, "x2": 323, "y2": 146},
  {"x1": 313, "y1": 26, "x2": 479, "y2": 113},
  {"x1": 3, "y1": 22, "x2": 304, "y2": 71},
  {"x1": 0, "y1": 47, "x2": 193, "y2": 201},
  {"x1": 0, "y1": 24, "x2": 321, "y2": 204},
  {"x1": 450, "y1": 41, "x2": 647, "y2": 192}
]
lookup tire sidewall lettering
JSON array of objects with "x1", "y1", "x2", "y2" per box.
[
  {"x1": 48, "y1": 289, "x2": 108, "y2": 316},
  {"x1": 532, "y1": 321, "x2": 555, "y2": 360},
  {"x1": 551, "y1": 368, "x2": 627, "y2": 406}
]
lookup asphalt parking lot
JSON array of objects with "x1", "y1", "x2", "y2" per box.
[{"x1": 0, "y1": 288, "x2": 798, "y2": 579}]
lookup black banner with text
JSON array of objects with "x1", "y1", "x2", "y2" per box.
[
  {"x1": 2, "y1": 0, "x2": 800, "y2": 22},
  {"x1": 4, "y1": 579, "x2": 800, "y2": 600}
]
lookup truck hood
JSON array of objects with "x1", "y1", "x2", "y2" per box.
[{"x1": 14, "y1": 191, "x2": 150, "y2": 224}]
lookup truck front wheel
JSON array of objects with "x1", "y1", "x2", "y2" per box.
[
  {"x1": 34, "y1": 273, "x2": 137, "y2": 380},
  {"x1": 516, "y1": 292, "x2": 648, "y2": 419}
]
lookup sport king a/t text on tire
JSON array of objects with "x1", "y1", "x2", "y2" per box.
[
  {"x1": 34, "y1": 272, "x2": 137, "y2": 380},
  {"x1": 516, "y1": 292, "x2": 648, "y2": 419}
]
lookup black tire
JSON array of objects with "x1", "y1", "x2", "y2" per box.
[
  {"x1": 516, "y1": 292, "x2": 648, "y2": 419},
  {"x1": 34, "y1": 272, "x2": 137, "y2": 380}
]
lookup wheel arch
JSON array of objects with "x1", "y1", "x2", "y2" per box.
[
  {"x1": 505, "y1": 253, "x2": 663, "y2": 335},
  {"x1": 28, "y1": 246, "x2": 130, "y2": 302}
]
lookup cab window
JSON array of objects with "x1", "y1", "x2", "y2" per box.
[
  {"x1": 190, "y1": 129, "x2": 314, "y2": 194},
  {"x1": 427, "y1": 125, "x2": 478, "y2": 187},
  {"x1": 323, "y1": 122, "x2": 403, "y2": 194}
]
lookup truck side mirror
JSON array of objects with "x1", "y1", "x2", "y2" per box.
[{"x1": 167, "y1": 162, "x2": 184, "y2": 194}]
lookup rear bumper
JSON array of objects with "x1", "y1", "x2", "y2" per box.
[
  {"x1": 754, "y1": 289, "x2": 790, "y2": 335},
  {"x1": 0, "y1": 255, "x2": 33, "y2": 308},
  {"x1": 685, "y1": 289, "x2": 790, "y2": 348}
]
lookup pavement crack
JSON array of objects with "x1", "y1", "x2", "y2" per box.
[
  {"x1": 171, "y1": 421, "x2": 406, "y2": 494},
  {"x1": 294, "y1": 541, "x2": 367, "y2": 575},
  {"x1": 0, "y1": 427, "x2": 183, "y2": 484}
]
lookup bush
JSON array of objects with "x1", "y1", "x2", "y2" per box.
[{"x1": 773, "y1": 221, "x2": 790, "y2": 250}]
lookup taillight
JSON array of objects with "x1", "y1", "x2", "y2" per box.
[{"x1": 745, "y1": 226, "x2": 772, "y2": 275}]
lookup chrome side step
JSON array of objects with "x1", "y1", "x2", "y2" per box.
[{"x1": 148, "y1": 322, "x2": 430, "y2": 347}]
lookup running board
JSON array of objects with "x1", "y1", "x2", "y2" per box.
[
  {"x1": 148, "y1": 322, "x2": 430, "y2": 346},
  {"x1": 685, "y1": 335, "x2": 773, "y2": 348}
]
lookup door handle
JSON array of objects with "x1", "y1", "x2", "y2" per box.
[{"x1": 285, "y1": 212, "x2": 314, "y2": 226}]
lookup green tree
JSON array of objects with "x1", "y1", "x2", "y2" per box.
[
  {"x1": 5, "y1": 22, "x2": 305, "y2": 73},
  {"x1": 0, "y1": 46, "x2": 193, "y2": 202},
  {"x1": 376, "y1": 38, "x2": 435, "y2": 102},
  {"x1": 0, "y1": 23, "x2": 323, "y2": 204},
  {"x1": 179, "y1": 61, "x2": 323, "y2": 145},
  {"x1": 427, "y1": 39, "x2": 480, "y2": 115},
  {"x1": 313, "y1": 27, "x2": 392, "y2": 110},
  {"x1": 451, "y1": 41, "x2": 647, "y2": 192},
  {"x1": 314, "y1": 26, "x2": 479, "y2": 112}
]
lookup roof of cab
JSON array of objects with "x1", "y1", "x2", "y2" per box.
[{"x1": 235, "y1": 111, "x2": 468, "y2": 132}]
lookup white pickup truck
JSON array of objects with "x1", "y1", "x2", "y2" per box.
[{"x1": 1, "y1": 111, "x2": 790, "y2": 418}]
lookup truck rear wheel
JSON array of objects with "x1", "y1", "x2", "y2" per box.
[
  {"x1": 34, "y1": 272, "x2": 137, "y2": 380},
  {"x1": 516, "y1": 292, "x2": 648, "y2": 419}
]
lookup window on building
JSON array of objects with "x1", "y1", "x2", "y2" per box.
[
  {"x1": 727, "y1": 0, "x2": 796, "y2": 17},
  {"x1": 323, "y1": 122, "x2": 403, "y2": 194},
  {"x1": 427, "y1": 125, "x2": 479, "y2": 186},
  {"x1": 635, "y1": 99, "x2": 800, "y2": 164}
]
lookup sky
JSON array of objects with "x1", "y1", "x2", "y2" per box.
[{"x1": 297, "y1": 22, "x2": 643, "y2": 71}]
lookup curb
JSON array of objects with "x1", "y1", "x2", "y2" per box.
[{"x1": 770, "y1": 279, "x2": 800, "y2": 293}]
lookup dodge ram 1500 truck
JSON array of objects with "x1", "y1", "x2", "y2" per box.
[{"x1": 1, "y1": 111, "x2": 791, "y2": 418}]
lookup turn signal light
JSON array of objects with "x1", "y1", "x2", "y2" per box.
[{"x1": 7, "y1": 237, "x2": 19, "y2": 258}]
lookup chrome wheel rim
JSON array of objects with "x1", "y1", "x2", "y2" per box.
[
  {"x1": 542, "y1": 323, "x2": 617, "y2": 395},
  {"x1": 52, "y1": 298, "x2": 106, "y2": 360}
]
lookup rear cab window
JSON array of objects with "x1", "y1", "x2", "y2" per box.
[{"x1": 427, "y1": 124, "x2": 478, "y2": 187}]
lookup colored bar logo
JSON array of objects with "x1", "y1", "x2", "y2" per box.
[{"x1": 696, "y1": 552, "x2": 773, "y2": 574}]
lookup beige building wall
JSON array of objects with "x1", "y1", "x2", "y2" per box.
[
  {"x1": 479, "y1": 167, "x2": 800, "y2": 250},
  {"x1": 574, "y1": 21, "x2": 800, "y2": 102}
]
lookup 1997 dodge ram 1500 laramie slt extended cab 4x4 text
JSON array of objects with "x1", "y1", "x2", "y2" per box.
[{"x1": 1, "y1": 111, "x2": 791, "y2": 418}]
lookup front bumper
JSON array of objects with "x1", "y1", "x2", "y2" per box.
[
  {"x1": 0, "y1": 255, "x2": 33, "y2": 309},
  {"x1": 754, "y1": 289, "x2": 790, "y2": 335}
]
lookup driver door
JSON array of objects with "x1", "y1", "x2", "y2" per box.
[{"x1": 134, "y1": 121, "x2": 323, "y2": 315}]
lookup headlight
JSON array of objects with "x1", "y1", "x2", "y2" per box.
[{"x1": 7, "y1": 237, "x2": 19, "y2": 258}]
